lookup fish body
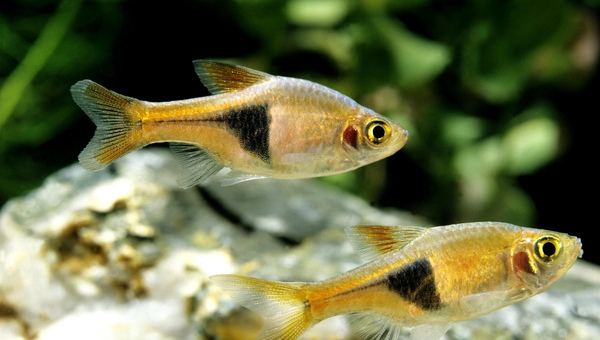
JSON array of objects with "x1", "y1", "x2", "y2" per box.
[
  {"x1": 71, "y1": 61, "x2": 409, "y2": 187},
  {"x1": 210, "y1": 222, "x2": 583, "y2": 340}
]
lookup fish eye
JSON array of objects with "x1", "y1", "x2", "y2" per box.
[
  {"x1": 534, "y1": 236, "x2": 562, "y2": 262},
  {"x1": 365, "y1": 120, "x2": 391, "y2": 145}
]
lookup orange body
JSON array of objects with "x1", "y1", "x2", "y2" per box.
[
  {"x1": 71, "y1": 61, "x2": 409, "y2": 187},
  {"x1": 211, "y1": 222, "x2": 582, "y2": 340}
]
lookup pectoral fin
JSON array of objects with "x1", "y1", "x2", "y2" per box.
[
  {"x1": 457, "y1": 289, "x2": 525, "y2": 308},
  {"x1": 169, "y1": 143, "x2": 224, "y2": 188},
  {"x1": 220, "y1": 170, "x2": 268, "y2": 186},
  {"x1": 345, "y1": 225, "x2": 429, "y2": 261}
]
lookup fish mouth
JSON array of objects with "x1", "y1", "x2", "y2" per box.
[
  {"x1": 393, "y1": 126, "x2": 409, "y2": 149},
  {"x1": 576, "y1": 237, "x2": 584, "y2": 258}
]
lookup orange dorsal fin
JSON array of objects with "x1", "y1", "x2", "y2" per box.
[
  {"x1": 345, "y1": 225, "x2": 428, "y2": 261},
  {"x1": 193, "y1": 60, "x2": 272, "y2": 94}
]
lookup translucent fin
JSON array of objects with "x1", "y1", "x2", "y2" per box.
[
  {"x1": 409, "y1": 324, "x2": 451, "y2": 340},
  {"x1": 210, "y1": 274, "x2": 314, "y2": 340},
  {"x1": 193, "y1": 60, "x2": 272, "y2": 94},
  {"x1": 71, "y1": 80, "x2": 144, "y2": 171},
  {"x1": 345, "y1": 225, "x2": 428, "y2": 261},
  {"x1": 169, "y1": 143, "x2": 224, "y2": 188},
  {"x1": 220, "y1": 170, "x2": 268, "y2": 186},
  {"x1": 280, "y1": 152, "x2": 356, "y2": 167},
  {"x1": 350, "y1": 313, "x2": 450, "y2": 340},
  {"x1": 349, "y1": 313, "x2": 409, "y2": 340},
  {"x1": 457, "y1": 290, "x2": 516, "y2": 307}
]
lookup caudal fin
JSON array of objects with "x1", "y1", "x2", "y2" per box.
[
  {"x1": 71, "y1": 80, "x2": 144, "y2": 171},
  {"x1": 210, "y1": 274, "x2": 315, "y2": 340}
]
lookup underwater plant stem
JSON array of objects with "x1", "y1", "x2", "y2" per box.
[{"x1": 0, "y1": 0, "x2": 83, "y2": 131}]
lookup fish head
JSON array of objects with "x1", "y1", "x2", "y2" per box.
[
  {"x1": 340, "y1": 108, "x2": 409, "y2": 165},
  {"x1": 509, "y1": 228, "x2": 582, "y2": 294}
]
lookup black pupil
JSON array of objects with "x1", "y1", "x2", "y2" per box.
[
  {"x1": 372, "y1": 125, "x2": 386, "y2": 139},
  {"x1": 542, "y1": 241, "x2": 556, "y2": 257}
]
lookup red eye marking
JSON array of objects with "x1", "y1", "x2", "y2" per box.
[{"x1": 343, "y1": 125, "x2": 358, "y2": 149}]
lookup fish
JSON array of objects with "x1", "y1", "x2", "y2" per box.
[
  {"x1": 210, "y1": 222, "x2": 583, "y2": 340},
  {"x1": 70, "y1": 60, "x2": 409, "y2": 187}
]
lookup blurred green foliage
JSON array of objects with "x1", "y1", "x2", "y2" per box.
[
  {"x1": 0, "y1": 0, "x2": 597, "y2": 230},
  {"x1": 1, "y1": 0, "x2": 121, "y2": 199}
]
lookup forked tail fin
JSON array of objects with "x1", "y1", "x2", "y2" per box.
[
  {"x1": 210, "y1": 274, "x2": 315, "y2": 340},
  {"x1": 71, "y1": 80, "x2": 144, "y2": 171}
]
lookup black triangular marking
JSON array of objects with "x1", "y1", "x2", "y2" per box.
[
  {"x1": 387, "y1": 258, "x2": 442, "y2": 310},
  {"x1": 224, "y1": 104, "x2": 270, "y2": 163}
]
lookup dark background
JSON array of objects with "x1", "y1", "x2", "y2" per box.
[{"x1": 1, "y1": 0, "x2": 598, "y2": 264}]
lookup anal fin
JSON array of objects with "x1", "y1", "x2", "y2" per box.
[
  {"x1": 409, "y1": 324, "x2": 452, "y2": 340},
  {"x1": 349, "y1": 313, "x2": 451, "y2": 340},
  {"x1": 349, "y1": 313, "x2": 410, "y2": 340},
  {"x1": 169, "y1": 143, "x2": 224, "y2": 188}
]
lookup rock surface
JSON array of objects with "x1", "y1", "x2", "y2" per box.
[{"x1": 0, "y1": 149, "x2": 598, "y2": 340}]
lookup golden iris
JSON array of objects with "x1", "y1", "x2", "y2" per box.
[
  {"x1": 534, "y1": 236, "x2": 562, "y2": 262},
  {"x1": 365, "y1": 120, "x2": 391, "y2": 145}
]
